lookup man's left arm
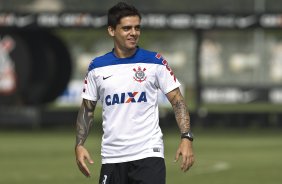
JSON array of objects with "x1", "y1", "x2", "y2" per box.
[{"x1": 166, "y1": 87, "x2": 195, "y2": 172}]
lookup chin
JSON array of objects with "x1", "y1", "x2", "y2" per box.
[
  {"x1": 126, "y1": 42, "x2": 137, "y2": 49},
  {"x1": 127, "y1": 45, "x2": 137, "y2": 50}
]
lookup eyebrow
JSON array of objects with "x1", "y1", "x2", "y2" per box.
[{"x1": 121, "y1": 25, "x2": 141, "y2": 29}]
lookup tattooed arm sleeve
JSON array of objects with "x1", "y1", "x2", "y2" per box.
[
  {"x1": 75, "y1": 99, "x2": 97, "y2": 147},
  {"x1": 166, "y1": 88, "x2": 191, "y2": 133}
]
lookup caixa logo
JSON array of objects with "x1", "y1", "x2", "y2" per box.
[{"x1": 105, "y1": 91, "x2": 147, "y2": 106}]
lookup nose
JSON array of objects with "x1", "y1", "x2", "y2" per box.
[{"x1": 130, "y1": 28, "x2": 137, "y2": 36}]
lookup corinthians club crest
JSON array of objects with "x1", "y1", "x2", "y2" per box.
[{"x1": 133, "y1": 66, "x2": 147, "y2": 83}]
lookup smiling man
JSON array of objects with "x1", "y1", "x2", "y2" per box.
[
  {"x1": 108, "y1": 16, "x2": 140, "y2": 57},
  {"x1": 75, "y1": 2, "x2": 195, "y2": 184}
]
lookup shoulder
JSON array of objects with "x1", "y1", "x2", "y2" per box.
[
  {"x1": 88, "y1": 51, "x2": 114, "y2": 71},
  {"x1": 137, "y1": 48, "x2": 166, "y2": 65}
]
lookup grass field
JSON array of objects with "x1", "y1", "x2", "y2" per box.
[{"x1": 0, "y1": 127, "x2": 282, "y2": 184}]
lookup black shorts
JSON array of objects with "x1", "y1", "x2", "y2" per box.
[{"x1": 99, "y1": 157, "x2": 166, "y2": 184}]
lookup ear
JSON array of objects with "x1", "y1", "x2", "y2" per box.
[{"x1": 108, "y1": 26, "x2": 115, "y2": 37}]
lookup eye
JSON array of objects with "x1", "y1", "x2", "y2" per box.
[
  {"x1": 135, "y1": 26, "x2": 141, "y2": 31},
  {"x1": 122, "y1": 26, "x2": 131, "y2": 31}
]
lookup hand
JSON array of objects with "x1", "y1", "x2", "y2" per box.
[
  {"x1": 174, "y1": 139, "x2": 195, "y2": 172},
  {"x1": 75, "y1": 145, "x2": 94, "y2": 177}
]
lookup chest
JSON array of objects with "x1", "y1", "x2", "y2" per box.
[{"x1": 95, "y1": 64, "x2": 157, "y2": 93}]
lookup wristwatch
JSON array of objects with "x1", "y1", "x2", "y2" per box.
[{"x1": 181, "y1": 131, "x2": 194, "y2": 141}]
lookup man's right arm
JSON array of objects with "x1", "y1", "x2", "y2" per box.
[
  {"x1": 75, "y1": 99, "x2": 97, "y2": 177},
  {"x1": 76, "y1": 99, "x2": 97, "y2": 146}
]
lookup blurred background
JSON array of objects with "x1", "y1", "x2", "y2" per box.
[
  {"x1": 2, "y1": 0, "x2": 282, "y2": 128},
  {"x1": 1, "y1": 1, "x2": 282, "y2": 183}
]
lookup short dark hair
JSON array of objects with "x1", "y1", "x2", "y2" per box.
[{"x1": 107, "y1": 2, "x2": 141, "y2": 28}]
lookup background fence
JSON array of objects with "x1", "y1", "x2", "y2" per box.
[{"x1": 1, "y1": 0, "x2": 282, "y2": 128}]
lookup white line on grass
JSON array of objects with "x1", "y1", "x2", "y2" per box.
[{"x1": 192, "y1": 161, "x2": 231, "y2": 175}]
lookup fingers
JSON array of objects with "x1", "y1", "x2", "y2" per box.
[
  {"x1": 174, "y1": 149, "x2": 181, "y2": 162},
  {"x1": 75, "y1": 146, "x2": 94, "y2": 177},
  {"x1": 181, "y1": 153, "x2": 194, "y2": 172},
  {"x1": 77, "y1": 159, "x2": 91, "y2": 177},
  {"x1": 181, "y1": 154, "x2": 188, "y2": 171},
  {"x1": 175, "y1": 148, "x2": 195, "y2": 172},
  {"x1": 77, "y1": 155, "x2": 94, "y2": 177}
]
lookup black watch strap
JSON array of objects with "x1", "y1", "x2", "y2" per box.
[{"x1": 181, "y1": 131, "x2": 194, "y2": 141}]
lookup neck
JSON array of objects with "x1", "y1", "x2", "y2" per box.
[{"x1": 113, "y1": 47, "x2": 137, "y2": 58}]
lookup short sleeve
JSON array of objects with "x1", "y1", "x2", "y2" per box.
[
  {"x1": 81, "y1": 70, "x2": 99, "y2": 101},
  {"x1": 156, "y1": 59, "x2": 181, "y2": 94}
]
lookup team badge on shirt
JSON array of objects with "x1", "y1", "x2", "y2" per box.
[{"x1": 133, "y1": 66, "x2": 147, "y2": 83}]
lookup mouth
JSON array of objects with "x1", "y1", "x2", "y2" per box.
[{"x1": 127, "y1": 38, "x2": 137, "y2": 45}]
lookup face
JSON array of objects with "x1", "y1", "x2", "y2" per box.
[{"x1": 108, "y1": 16, "x2": 141, "y2": 53}]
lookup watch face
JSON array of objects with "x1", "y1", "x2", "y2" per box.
[
  {"x1": 181, "y1": 131, "x2": 194, "y2": 141},
  {"x1": 188, "y1": 132, "x2": 193, "y2": 138}
]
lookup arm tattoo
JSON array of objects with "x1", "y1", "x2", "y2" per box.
[
  {"x1": 75, "y1": 99, "x2": 97, "y2": 147},
  {"x1": 170, "y1": 90, "x2": 191, "y2": 133}
]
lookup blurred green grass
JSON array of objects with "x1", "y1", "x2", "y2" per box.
[{"x1": 0, "y1": 128, "x2": 282, "y2": 184}]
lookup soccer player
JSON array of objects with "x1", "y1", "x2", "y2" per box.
[{"x1": 75, "y1": 2, "x2": 194, "y2": 184}]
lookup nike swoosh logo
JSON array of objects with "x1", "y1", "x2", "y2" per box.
[{"x1": 103, "y1": 75, "x2": 112, "y2": 80}]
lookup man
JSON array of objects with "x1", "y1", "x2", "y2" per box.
[{"x1": 75, "y1": 2, "x2": 194, "y2": 184}]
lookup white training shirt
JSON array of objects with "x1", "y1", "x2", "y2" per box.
[{"x1": 82, "y1": 48, "x2": 181, "y2": 164}]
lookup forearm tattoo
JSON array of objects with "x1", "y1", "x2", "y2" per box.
[
  {"x1": 170, "y1": 90, "x2": 191, "y2": 133},
  {"x1": 75, "y1": 99, "x2": 97, "y2": 147}
]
